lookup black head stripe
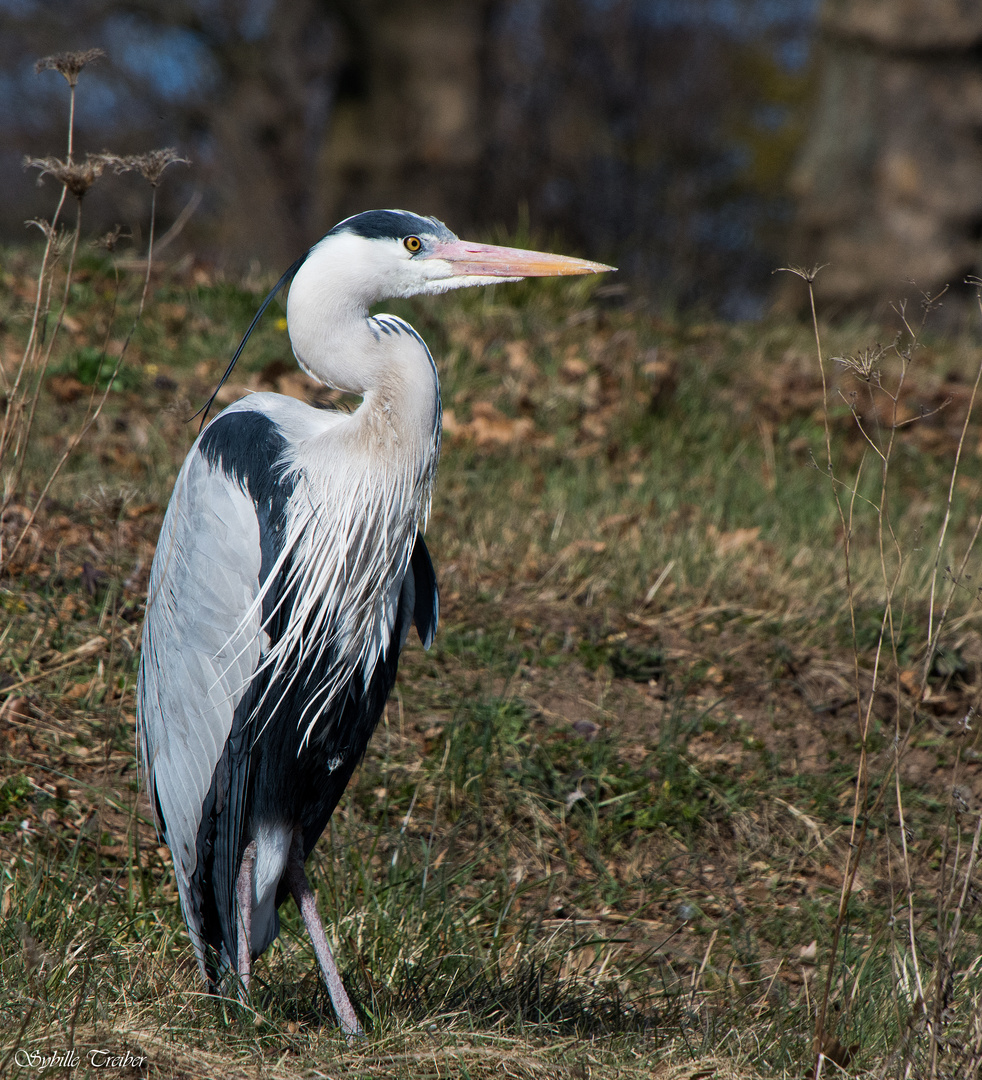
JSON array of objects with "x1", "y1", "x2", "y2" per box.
[{"x1": 328, "y1": 209, "x2": 455, "y2": 243}]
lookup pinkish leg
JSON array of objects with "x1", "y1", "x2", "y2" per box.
[
  {"x1": 236, "y1": 840, "x2": 258, "y2": 996},
  {"x1": 286, "y1": 832, "x2": 364, "y2": 1042}
]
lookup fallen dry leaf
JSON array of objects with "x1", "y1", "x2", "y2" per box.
[
  {"x1": 712, "y1": 526, "x2": 761, "y2": 556},
  {"x1": 445, "y1": 401, "x2": 539, "y2": 446},
  {"x1": 47, "y1": 374, "x2": 86, "y2": 403}
]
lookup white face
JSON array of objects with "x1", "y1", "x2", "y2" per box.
[{"x1": 304, "y1": 232, "x2": 517, "y2": 302}]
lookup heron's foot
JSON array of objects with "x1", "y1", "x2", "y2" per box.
[{"x1": 286, "y1": 833, "x2": 364, "y2": 1041}]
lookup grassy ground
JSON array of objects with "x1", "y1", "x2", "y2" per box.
[{"x1": 3, "y1": 246, "x2": 982, "y2": 1079}]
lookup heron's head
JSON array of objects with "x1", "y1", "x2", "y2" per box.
[{"x1": 304, "y1": 209, "x2": 614, "y2": 305}]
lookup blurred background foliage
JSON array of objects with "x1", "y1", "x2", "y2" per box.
[{"x1": 2, "y1": 0, "x2": 982, "y2": 320}]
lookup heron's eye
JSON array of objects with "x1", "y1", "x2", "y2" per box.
[{"x1": 404, "y1": 236, "x2": 422, "y2": 253}]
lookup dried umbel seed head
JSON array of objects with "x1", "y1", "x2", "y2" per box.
[
  {"x1": 94, "y1": 225, "x2": 130, "y2": 252},
  {"x1": 833, "y1": 344, "x2": 886, "y2": 383},
  {"x1": 775, "y1": 263, "x2": 828, "y2": 286},
  {"x1": 35, "y1": 48, "x2": 105, "y2": 88},
  {"x1": 26, "y1": 219, "x2": 73, "y2": 256},
  {"x1": 102, "y1": 148, "x2": 190, "y2": 187},
  {"x1": 24, "y1": 154, "x2": 107, "y2": 200}
]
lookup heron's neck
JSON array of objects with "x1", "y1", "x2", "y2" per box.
[{"x1": 287, "y1": 284, "x2": 439, "y2": 460}]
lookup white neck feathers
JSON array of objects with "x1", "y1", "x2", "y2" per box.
[{"x1": 285, "y1": 234, "x2": 440, "y2": 458}]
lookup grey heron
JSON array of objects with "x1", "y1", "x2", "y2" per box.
[{"x1": 137, "y1": 209, "x2": 612, "y2": 1039}]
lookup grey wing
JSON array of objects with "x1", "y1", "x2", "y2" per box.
[{"x1": 137, "y1": 446, "x2": 264, "y2": 972}]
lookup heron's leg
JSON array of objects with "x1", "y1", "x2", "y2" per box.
[
  {"x1": 286, "y1": 832, "x2": 364, "y2": 1042},
  {"x1": 236, "y1": 840, "x2": 258, "y2": 996}
]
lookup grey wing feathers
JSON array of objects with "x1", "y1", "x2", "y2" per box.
[
  {"x1": 137, "y1": 444, "x2": 264, "y2": 968},
  {"x1": 137, "y1": 393, "x2": 438, "y2": 978}
]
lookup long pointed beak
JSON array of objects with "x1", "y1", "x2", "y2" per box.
[{"x1": 425, "y1": 239, "x2": 615, "y2": 278}]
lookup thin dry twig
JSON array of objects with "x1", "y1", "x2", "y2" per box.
[{"x1": 924, "y1": 283, "x2": 982, "y2": 676}]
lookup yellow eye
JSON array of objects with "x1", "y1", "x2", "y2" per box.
[{"x1": 404, "y1": 236, "x2": 422, "y2": 253}]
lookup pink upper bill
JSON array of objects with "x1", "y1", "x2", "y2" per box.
[{"x1": 425, "y1": 239, "x2": 615, "y2": 278}]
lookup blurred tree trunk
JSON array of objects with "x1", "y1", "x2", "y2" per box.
[
  {"x1": 197, "y1": 0, "x2": 334, "y2": 266},
  {"x1": 316, "y1": 0, "x2": 491, "y2": 232},
  {"x1": 784, "y1": 0, "x2": 982, "y2": 320}
]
